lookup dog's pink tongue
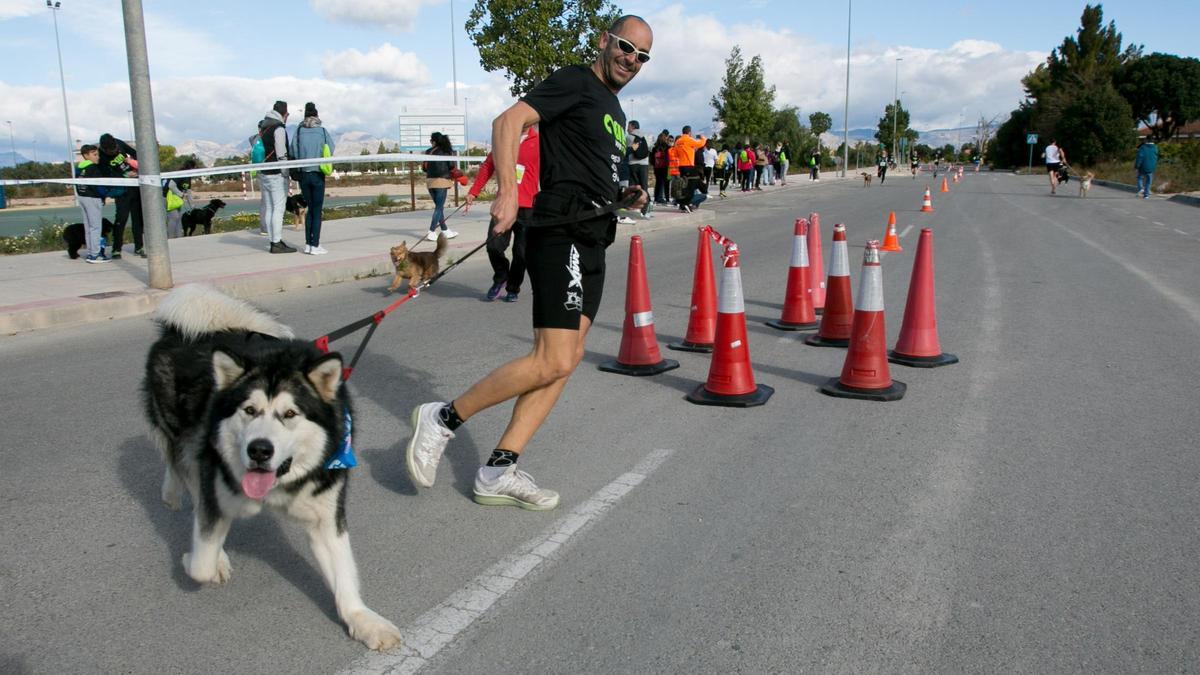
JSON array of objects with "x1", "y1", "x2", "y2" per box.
[{"x1": 241, "y1": 471, "x2": 276, "y2": 500}]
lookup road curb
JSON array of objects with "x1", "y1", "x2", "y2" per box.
[{"x1": 1085, "y1": 178, "x2": 1199, "y2": 207}]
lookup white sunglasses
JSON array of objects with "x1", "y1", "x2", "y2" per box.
[{"x1": 607, "y1": 32, "x2": 651, "y2": 63}]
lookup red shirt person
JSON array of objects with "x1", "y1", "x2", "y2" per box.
[{"x1": 466, "y1": 126, "x2": 540, "y2": 301}]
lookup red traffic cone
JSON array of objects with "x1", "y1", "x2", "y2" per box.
[
  {"x1": 820, "y1": 241, "x2": 906, "y2": 401},
  {"x1": 687, "y1": 244, "x2": 773, "y2": 407},
  {"x1": 808, "y1": 212, "x2": 826, "y2": 313},
  {"x1": 805, "y1": 223, "x2": 853, "y2": 348},
  {"x1": 889, "y1": 228, "x2": 958, "y2": 367},
  {"x1": 940, "y1": 177, "x2": 950, "y2": 193},
  {"x1": 881, "y1": 211, "x2": 903, "y2": 253},
  {"x1": 920, "y1": 187, "x2": 935, "y2": 213},
  {"x1": 669, "y1": 227, "x2": 717, "y2": 353},
  {"x1": 765, "y1": 218, "x2": 819, "y2": 331},
  {"x1": 598, "y1": 236, "x2": 680, "y2": 376}
]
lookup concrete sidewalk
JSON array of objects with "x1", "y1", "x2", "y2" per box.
[{"x1": 0, "y1": 175, "x2": 845, "y2": 335}]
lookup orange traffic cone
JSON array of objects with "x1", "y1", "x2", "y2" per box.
[
  {"x1": 598, "y1": 236, "x2": 680, "y2": 376},
  {"x1": 881, "y1": 211, "x2": 903, "y2": 252},
  {"x1": 952, "y1": 172, "x2": 960, "y2": 184},
  {"x1": 687, "y1": 243, "x2": 773, "y2": 407},
  {"x1": 807, "y1": 212, "x2": 826, "y2": 313},
  {"x1": 819, "y1": 241, "x2": 906, "y2": 401},
  {"x1": 889, "y1": 228, "x2": 958, "y2": 367},
  {"x1": 805, "y1": 223, "x2": 853, "y2": 348},
  {"x1": 920, "y1": 187, "x2": 935, "y2": 213},
  {"x1": 765, "y1": 218, "x2": 819, "y2": 331},
  {"x1": 940, "y1": 177, "x2": 950, "y2": 193},
  {"x1": 669, "y1": 227, "x2": 717, "y2": 353}
]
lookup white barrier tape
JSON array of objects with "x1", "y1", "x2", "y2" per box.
[{"x1": 0, "y1": 152, "x2": 486, "y2": 187}]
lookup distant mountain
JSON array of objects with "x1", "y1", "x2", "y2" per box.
[
  {"x1": 818, "y1": 125, "x2": 997, "y2": 150},
  {"x1": 1, "y1": 151, "x2": 32, "y2": 168},
  {"x1": 175, "y1": 130, "x2": 396, "y2": 166}
]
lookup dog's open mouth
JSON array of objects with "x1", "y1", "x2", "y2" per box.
[{"x1": 241, "y1": 458, "x2": 292, "y2": 500}]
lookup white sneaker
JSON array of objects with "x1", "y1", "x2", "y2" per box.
[
  {"x1": 474, "y1": 465, "x2": 560, "y2": 511},
  {"x1": 405, "y1": 402, "x2": 455, "y2": 488},
  {"x1": 310, "y1": 246, "x2": 328, "y2": 255},
  {"x1": 617, "y1": 216, "x2": 636, "y2": 225},
  {"x1": 304, "y1": 245, "x2": 312, "y2": 254},
  {"x1": 443, "y1": 228, "x2": 459, "y2": 239},
  {"x1": 426, "y1": 230, "x2": 440, "y2": 241}
]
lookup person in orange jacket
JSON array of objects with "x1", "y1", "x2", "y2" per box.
[{"x1": 672, "y1": 125, "x2": 706, "y2": 173}]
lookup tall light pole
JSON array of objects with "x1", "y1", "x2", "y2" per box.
[
  {"x1": 450, "y1": 0, "x2": 458, "y2": 106},
  {"x1": 47, "y1": 1, "x2": 75, "y2": 190},
  {"x1": 841, "y1": 0, "x2": 851, "y2": 178},
  {"x1": 5, "y1": 121, "x2": 14, "y2": 167},
  {"x1": 892, "y1": 57, "x2": 902, "y2": 162}
]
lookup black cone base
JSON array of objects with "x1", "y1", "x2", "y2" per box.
[
  {"x1": 686, "y1": 383, "x2": 774, "y2": 407},
  {"x1": 888, "y1": 350, "x2": 959, "y2": 368},
  {"x1": 598, "y1": 358, "x2": 680, "y2": 377},
  {"x1": 819, "y1": 377, "x2": 906, "y2": 401},
  {"x1": 765, "y1": 318, "x2": 819, "y2": 331},
  {"x1": 667, "y1": 340, "x2": 714, "y2": 353},
  {"x1": 804, "y1": 333, "x2": 850, "y2": 348}
]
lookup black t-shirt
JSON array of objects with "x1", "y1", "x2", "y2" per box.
[{"x1": 521, "y1": 65, "x2": 626, "y2": 245}]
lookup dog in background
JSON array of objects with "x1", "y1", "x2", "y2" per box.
[
  {"x1": 286, "y1": 194, "x2": 308, "y2": 228},
  {"x1": 62, "y1": 218, "x2": 115, "y2": 259},
  {"x1": 1078, "y1": 171, "x2": 1094, "y2": 198},
  {"x1": 142, "y1": 284, "x2": 403, "y2": 650},
  {"x1": 860, "y1": 172, "x2": 873, "y2": 187},
  {"x1": 388, "y1": 233, "x2": 446, "y2": 293},
  {"x1": 182, "y1": 199, "x2": 227, "y2": 236}
]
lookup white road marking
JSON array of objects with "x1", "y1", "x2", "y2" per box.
[
  {"x1": 1137, "y1": 215, "x2": 1148, "y2": 220},
  {"x1": 344, "y1": 448, "x2": 675, "y2": 675},
  {"x1": 1174, "y1": 229, "x2": 1190, "y2": 236},
  {"x1": 899, "y1": 225, "x2": 914, "y2": 238},
  {"x1": 1153, "y1": 221, "x2": 1167, "y2": 227}
]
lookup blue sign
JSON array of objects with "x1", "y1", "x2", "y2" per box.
[{"x1": 1026, "y1": 134, "x2": 1038, "y2": 145}]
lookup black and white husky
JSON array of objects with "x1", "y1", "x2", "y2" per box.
[{"x1": 142, "y1": 284, "x2": 402, "y2": 650}]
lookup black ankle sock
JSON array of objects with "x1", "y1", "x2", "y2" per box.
[
  {"x1": 438, "y1": 402, "x2": 464, "y2": 431},
  {"x1": 486, "y1": 449, "x2": 520, "y2": 467}
]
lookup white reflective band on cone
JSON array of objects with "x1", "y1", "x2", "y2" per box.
[
  {"x1": 718, "y1": 266, "x2": 745, "y2": 314},
  {"x1": 830, "y1": 240, "x2": 850, "y2": 277},
  {"x1": 632, "y1": 311, "x2": 654, "y2": 327},
  {"x1": 856, "y1": 265, "x2": 884, "y2": 312},
  {"x1": 790, "y1": 234, "x2": 810, "y2": 267}
]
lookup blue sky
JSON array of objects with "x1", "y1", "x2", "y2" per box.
[{"x1": 1, "y1": 0, "x2": 1197, "y2": 161}]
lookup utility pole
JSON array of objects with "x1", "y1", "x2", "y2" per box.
[
  {"x1": 121, "y1": 0, "x2": 172, "y2": 289},
  {"x1": 47, "y1": 1, "x2": 76, "y2": 202},
  {"x1": 450, "y1": 0, "x2": 458, "y2": 106},
  {"x1": 841, "y1": 0, "x2": 851, "y2": 178},
  {"x1": 892, "y1": 57, "x2": 902, "y2": 162}
]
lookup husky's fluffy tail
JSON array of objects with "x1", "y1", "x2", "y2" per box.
[{"x1": 153, "y1": 283, "x2": 294, "y2": 340}]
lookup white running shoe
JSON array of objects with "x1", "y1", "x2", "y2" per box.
[
  {"x1": 425, "y1": 230, "x2": 440, "y2": 241},
  {"x1": 310, "y1": 246, "x2": 328, "y2": 255},
  {"x1": 617, "y1": 216, "x2": 635, "y2": 225},
  {"x1": 473, "y1": 465, "x2": 560, "y2": 511},
  {"x1": 304, "y1": 245, "x2": 312, "y2": 254},
  {"x1": 443, "y1": 228, "x2": 459, "y2": 239},
  {"x1": 405, "y1": 402, "x2": 455, "y2": 488}
]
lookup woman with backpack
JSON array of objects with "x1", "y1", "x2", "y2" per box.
[
  {"x1": 163, "y1": 158, "x2": 196, "y2": 239},
  {"x1": 288, "y1": 102, "x2": 336, "y2": 254},
  {"x1": 424, "y1": 132, "x2": 458, "y2": 241}
]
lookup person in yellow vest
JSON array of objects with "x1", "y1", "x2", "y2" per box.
[{"x1": 163, "y1": 158, "x2": 196, "y2": 239}]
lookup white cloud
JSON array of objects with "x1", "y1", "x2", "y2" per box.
[
  {"x1": 311, "y1": 0, "x2": 443, "y2": 33},
  {"x1": 0, "y1": 0, "x2": 40, "y2": 20},
  {"x1": 322, "y1": 43, "x2": 431, "y2": 85}
]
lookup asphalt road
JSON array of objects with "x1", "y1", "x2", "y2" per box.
[{"x1": 2, "y1": 172, "x2": 1199, "y2": 674}]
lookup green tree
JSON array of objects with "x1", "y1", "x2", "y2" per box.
[
  {"x1": 466, "y1": 0, "x2": 621, "y2": 98},
  {"x1": 990, "y1": 103, "x2": 1036, "y2": 168},
  {"x1": 1056, "y1": 82, "x2": 1135, "y2": 165},
  {"x1": 808, "y1": 111, "x2": 832, "y2": 153},
  {"x1": 874, "y1": 102, "x2": 913, "y2": 155},
  {"x1": 1117, "y1": 53, "x2": 1200, "y2": 141},
  {"x1": 711, "y1": 46, "x2": 776, "y2": 143}
]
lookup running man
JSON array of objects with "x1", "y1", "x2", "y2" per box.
[
  {"x1": 910, "y1": 152, "x2": 920, "y2": 179},
  {"x1": 1043, "y1": 138, "x2": 1065, "y2": 195},
  {"x1": 404, "y1": 16, "x2": 653, "y2": 511}
]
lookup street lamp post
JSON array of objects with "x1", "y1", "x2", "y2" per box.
[
  {"x1": 841, "y1": 0, "x2": 851, "y2": 178},
  {"x1": 47, "y1": 1, "x2": 76, "y2": 193},
  {"x1": 892, "y1": 57, "x2": 902, "y2": 162},
  {"x1": 5, "y1": 121, "x2": 15, "y2": 167}
]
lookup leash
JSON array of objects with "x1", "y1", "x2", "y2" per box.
[
  {"x1": 314, "y1": 227, "x2": 491, "y2": 381},
  {"x1": 409, "y1": 202, "x2": 466, "y2": 250}
]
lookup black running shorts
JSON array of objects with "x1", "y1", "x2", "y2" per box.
[{"x1": 525, "y1": 231, "x2": 606, "y2": 330}]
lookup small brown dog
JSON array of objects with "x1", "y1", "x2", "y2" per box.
[
  {"x1": 388, "y1": 233, "x2": 447, "y2": 293},
  {"x1": 860, "y1": 172, "x2": 873, "y2": 187},
  {"x1": 1078, "y1": 171, "x2": 1094, "y2": 198}
]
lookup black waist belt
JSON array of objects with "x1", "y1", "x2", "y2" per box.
[{"x1": 529, "y1": 193, "x2": 638, "y2": 228}]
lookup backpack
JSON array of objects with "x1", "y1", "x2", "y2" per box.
[
  {"x1": 670, "y1": 175, "x2": 688, "y2": 201},
  {"x1": 653, "y1": 148, "x2": 668, "y2": 169},
  {"x1": 250, "y1": 133, "x2": 266, "y2": 164}
]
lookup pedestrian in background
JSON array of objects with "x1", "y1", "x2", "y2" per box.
[
  {"x1": 289, "y1": 101, "x2": 336, "y2": 254},
  {"x1": 1042, "y1": 138, "x2": 1064, "y2": 195},
  {"x1": 163, "y1": 158, "x2": 195, "y2": 239},
  {"x1": 877, "y1": 149, "x2": 889, "y2": 183},
  {"x1": 702, "y1": 139, "x2": 717, "y2": 186},
  {"x1": 466, "y1": 126, "x2": 538, "y2": 302},
  {"x1": 754, "y1": 144, "x2": 767, "y2": 190},
  {"x1": 76, "y1": 144, "x2": 109, "y2": 264},
  {"x1": 424, "y1": 132, "x2": 458, "y2": 241},
  {"x1": 98, "y1": 133, "x2": 140, "y2": 258},
  {"x1": 1135, "y1": 138, "x2": 1157, "y2": 199},
  {"x1": 256, "y1": 100, "x2": 296, "y2": 253},
  {"x1": 625, "y1": 120, "x2": 651, "y2": 218},
  {"x1": 778, "y1": 142, "x2": 790, "y2": 185},
  {"x1": 652, "y1": 130, "x2": 671, "y2": 205}
]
